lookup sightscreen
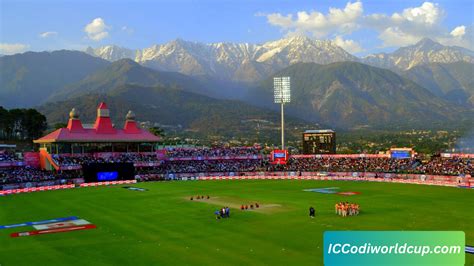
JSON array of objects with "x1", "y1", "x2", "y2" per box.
[
  {"x1": 97, "y1": 171, "x2": 119, "y2": 181},
  {"x1": 391, "y1": 151, "x2": 411, "y2": 159},
  {"x1": 82, "y1": 163, "x2": 135, "y2": 183}
]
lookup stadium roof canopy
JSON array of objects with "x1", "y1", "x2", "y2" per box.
[{"x1": 34, "y1": 102, "x2": 160, "y2": 143}]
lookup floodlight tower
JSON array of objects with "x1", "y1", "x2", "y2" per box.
[{"x1": 274, "y1": 76, "x2": 291, "y2": 150}]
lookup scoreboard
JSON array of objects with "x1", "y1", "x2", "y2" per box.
[{"x1": 302, "y1": 130, "x2": 336, "y2": 154}]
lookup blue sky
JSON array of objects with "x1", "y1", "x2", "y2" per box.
[{"x1": 0, "y1": 0, "x2": 472, "y2": 56}]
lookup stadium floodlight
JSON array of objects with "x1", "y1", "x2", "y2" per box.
[
  {"x1": 273, "y1": 77, "x2": 291, "y2": 150},
  {"x1": 273, "y1": 77, "x2": 291, "y2": 104}
]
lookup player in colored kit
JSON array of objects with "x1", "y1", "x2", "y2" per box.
[{"x1": 309, "y1": 206, "x2": 315, "y2": 218}]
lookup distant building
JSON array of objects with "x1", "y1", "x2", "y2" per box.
[{"x1": 302, "y1": 129, "x2": 336, "y2": 154}]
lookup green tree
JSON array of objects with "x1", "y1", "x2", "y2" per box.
[
  {"x1": 0, "y1": 106, "x2": 10, "y2": 139},
  {"x1": 0, "y1": 108, "x2": 47, "y2": 140},
  {"x1": 23, "y1": 109, "x2": 47, "y2": 139},
  {"x1": 54, "y1": 122, "x2": 68, "y2": 130},
  {"x1": 149, "y1": 126, "x2": 165, "y2": 138}
]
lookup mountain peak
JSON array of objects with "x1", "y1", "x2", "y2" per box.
[
  {"x1": 171, "y1": 37, "x2": 185, "y2": 43},
  {"x1": 85, "y1": 46, "x2": 94, "y2": 53},
  {"x1": 85, "y1": 45, "x2": 135, "y2": 61},
  {"x1": 365, "y1": 37, "x2": 474, "y2": 70},
  {"x1": 170, "y1": 38, "x2": 193, "y2": 46},
  {"x1": 285, "y1": 35, "x2": 312, "y2": 42},
  {"x1": 266, "y1": 35, "x2": 319, "y2": 47},
  {"x1": 417, "y1": 37, "x2": 436, "y2": 45},
  {"x1": 414, "y1": 37, "x2": 443, "y2": 50},
  {"x1": 85, "y1": 36, "x2": 473, "y2": 81}
]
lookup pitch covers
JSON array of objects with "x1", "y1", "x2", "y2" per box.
[
  {"x1": 11, "y1": 224, "x2": 96, "y2": 237},
  {"x1": 0, "y1": 216, "x2": 97, "y2": 238},
  {"x1": 33, "y1": 219, "x2": 91, "y2": 230}
]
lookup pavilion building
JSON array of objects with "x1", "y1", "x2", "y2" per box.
[{"x1": 34, "y1": 102, "x2": 160, "y2": 157}]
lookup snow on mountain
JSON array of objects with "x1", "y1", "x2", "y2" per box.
[
  {"x1": 85, "y1": 37, "x2": 474, "y2": 81},
  {"x1": 363, "y1": 38, "x2": 474, "y2": 70},
  {"x1": 85, "y1": 45, "x2": 137, "y2": 62},
  {"x1": 85, "y1": 36, "x2": 358, "y2": 81},
  {"x1": 257, "y1": 36, "x2": 357, "y2": 65}
]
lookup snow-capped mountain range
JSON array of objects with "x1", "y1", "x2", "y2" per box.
[
  {"x1": 85, "y1": 36, "x2": 474, "y2": 82},
  {"x1": 364, "y1": 38, "x2": 474, "y2": 70}
]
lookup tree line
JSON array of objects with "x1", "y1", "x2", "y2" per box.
[{"x1": 0, "y1": 107, "x2": 47, "y2": 140}]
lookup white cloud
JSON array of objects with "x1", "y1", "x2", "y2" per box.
[
  {"x1": 397, "y1": 2, "x2": 442, "y2": 25},
  {"x1": 365, "y1": 3, "x2": 443, "y2": 32},
  {"x1": 263, "y1": 1, "x2": 363, "y2": 38},
  {"x1": 260, "y1": 1, "x2": 473, "y2": 50},
  {"x1": 440, "y1": 25, "x2": 473, "y2": 49},
  {"x1": 333, "y1": 36, "x2": 364, "y2": 53},
  {"x1": 39, "y1": 31, "x2": 58, "y2": 38},
  {"x1": 450, "y1": 25, "x2": 466, "y2": 37},
  {"x1": 366, "y1": 2, "x2": 445, "y2": 47},
  {"x1": 378, "y1": 27, "x2": 423, "y2": 47},
  {"x1": 84, "y1": 18, "x2": 110, "y2": 41},
  {"x1": 0, "y1": 43, "x2": 29, "y2": 55}
]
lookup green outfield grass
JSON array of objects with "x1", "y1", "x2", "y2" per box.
[{"x1": 0, "y1": 180, "x2": 473, "y2": 265}]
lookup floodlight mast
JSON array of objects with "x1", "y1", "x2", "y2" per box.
[
  {"x1": 274, "y1": 77, "x2": 290, "y2": 150},
  {"x1": 281, "y1": 99, "x2": 285, "y2": 150}
]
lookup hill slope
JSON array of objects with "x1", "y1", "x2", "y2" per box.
[
  {"x1": 403, "y1": 61, "x2": 474, "y2": 106},
  {"x1": 39, "y1": 84, "x2": 306, "y2": 138},
  {"x1": 251, "y1": 62, "x2": 468, "y2": 129},
  {"x1": 0, "y1": 50, "x2": 110, "y2": 107},
  {"x1": 48, "y1": 59, "x2": 251, "y2": 102}
]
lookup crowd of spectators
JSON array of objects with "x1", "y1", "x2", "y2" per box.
[
  {"x1": 165, "y1": 147, "x2": 261, "y2": 158},
  {"x1": 51, "y1": 153, "x2": 161, "y2": 166},
  {"x1": 134, "y1": 168, "x2": 165, "y2": 182},
  {"x1": 150, "y1": 156, "x2": 472, "y2": 176},
  {"x1": 0, "y1": 167, "x2": 80, "y2": 187},
  {"x1": 158, "y1": 159, "x2": 263, "y2": 174},
  {"x1": 265, "y1": 157, "x2": 420, "y2": 174},
  {"x1": 413, "y1": 157, "x2": 472, "y2": 176},
  {"x1": 49, "y1": 147, "x2": 261, "y2": 167},
  {"x1": 0, "y1": 151, "x2": 20, "y2": 162},
  {"x1": 0, "y1": 148, "x2": 472, "y2": 187}
]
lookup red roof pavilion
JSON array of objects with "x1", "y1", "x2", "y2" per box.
[{"x1": 34, "y1": 103, "x2": 160, "y2": 143}]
